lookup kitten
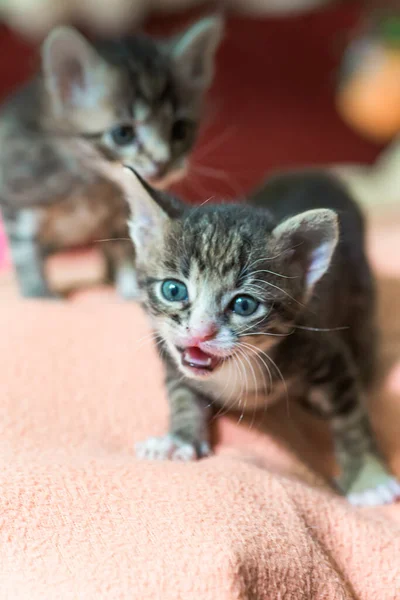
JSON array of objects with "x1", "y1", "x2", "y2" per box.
[
  {"x1": 108, "y1": 164, "x2": 400, "y2": 507},
  {"x1": 0, "y1": 16, "x2": 223, "y2": 298}
]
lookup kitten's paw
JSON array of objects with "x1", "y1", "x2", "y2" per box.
[
  {"x1": 342, "y1": 453, "x2": 400, "y2": 506},
  {"x1": 135, "y1": 434, "x2": 211, "y2": 462},
  {"x1": 347, "y1": 478, "x2": 400, "y2": 507}
]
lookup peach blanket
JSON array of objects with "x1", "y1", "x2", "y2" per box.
[{"x1": 0, "y1": 215, "x2": 399, "y2": 599}]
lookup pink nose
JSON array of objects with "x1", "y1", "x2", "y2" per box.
[{"x1": 187, "y1": 324, "x2": 218, "y2": 346}]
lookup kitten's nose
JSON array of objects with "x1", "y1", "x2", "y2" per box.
[{"x1": 188, "y1": 323, "x2": 218, "y2": 345}]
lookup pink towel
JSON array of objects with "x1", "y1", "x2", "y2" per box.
[{"x1": 0, "y1": 214, "x2": 399, "y2": 599}]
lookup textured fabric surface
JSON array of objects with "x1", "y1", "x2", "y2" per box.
[{"x1": 0, "y1": 214, "x2": 400, "y2": 599}]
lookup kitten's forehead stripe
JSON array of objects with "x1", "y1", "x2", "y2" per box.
[
  {"x1": 175, "y1": 209, "x2": 269, "y2": 286},
  {"x1": 94, "y1": 35, "x2": 178, "y2": 109}
]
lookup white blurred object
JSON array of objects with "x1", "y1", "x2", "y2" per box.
[
  {"x1": 0, "y1": 0, "x2": 145, "y2": 36},
  {"x1": 0, "y1": 0, "x2": 335, "y2": 38},
  {"x1": 333, "y1": 136, "x2": 400, "y2": 210}
]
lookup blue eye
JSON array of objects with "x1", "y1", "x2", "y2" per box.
[
  {"x1": 231, "y1": 295, "x2": 259, "y2": 316},
  {"x1": 161, "y1": 279, "x2": 188, "y2": 302},
  {"x1": 111, "y1": 124, "x2": 135, "y2": 146}
]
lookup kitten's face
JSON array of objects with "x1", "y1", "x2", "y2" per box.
[
  {"x1": 141, "y1": 213, "x2": 295, "y2": 378},
  {"x1": 118, "y1": 170, "x2": 338, "y2": 381},
  {"x1": 42, "y1": 18, "x2": 223, "y2": 186}
]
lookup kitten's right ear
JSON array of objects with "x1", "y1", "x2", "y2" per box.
[
  {"x1": 272, "y1": 208, "x2": 339, "y2": 299},
  {"x1": 171, "y1": 15, "x2": 224, "y2": 90},
  {"x1": 41, "y1": 26, "x2": 109, "y2": 115},
  {"x1": 107, "y1": 165, "x2": 171, "y2": 250}
]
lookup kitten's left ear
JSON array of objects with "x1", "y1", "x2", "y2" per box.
[
  {"x1": 272, "y1": 209, "x2": 339, "y2": 298},
  {"x1": 171, "y1": 15, "x2": 224, "y2": 89}
]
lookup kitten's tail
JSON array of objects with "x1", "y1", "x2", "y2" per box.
[{"x1": 330, "y1": 138, "x2": 400, "y2": 210}]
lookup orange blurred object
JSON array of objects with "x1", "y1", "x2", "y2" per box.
[
  {"x1": 337, "y1": 41, "x2": 400, "y2": 142},
  {"x1": 46, "y1": 247, "x2": 106, "y2": 295}
]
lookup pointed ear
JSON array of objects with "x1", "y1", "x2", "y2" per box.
[
  {"x1": 171, "y1": 15, "x2": 224, "y2": 89},
  {"x1": 123, "y1": 168, "x2": 171, "y2": 250},
  {"x1": 272, "y1": 209, "x2": 339, "y2": 297},
  {"x1": 103, "y1": 164, "x2": 171, "y2": 250},
  {"x1": 41, "y1": 26, "x2": 110, "y2": 115}
]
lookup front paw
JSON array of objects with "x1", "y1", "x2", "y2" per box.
[
  {"x1": 347, "y1": 478, "x2": 400, "y2": 507},
  {"x1": 339, "y1": 453, "x2": 400, "y2": 507},
  {"x1": 135, "y1": 434, "x2": 211, "y2": 462}
]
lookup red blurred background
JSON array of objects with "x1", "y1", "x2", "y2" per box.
[
  {"x1": 0, "y1": 2, "x2": 384, "y2": 203},
  {"x1": 0, "y1": 2, "x2": 386, "y2": 272}
]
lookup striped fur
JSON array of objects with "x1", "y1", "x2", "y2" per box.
[
  {"x1": 128, "y1": 168, "x2": 399, "y2": 505},
  {"x1": 0, "y1": 17, "x2": 223, "y2": 298}
]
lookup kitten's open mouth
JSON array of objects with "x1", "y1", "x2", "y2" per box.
[{"x1": 178, "y1": 346, "x2": 224, "y2": 375}]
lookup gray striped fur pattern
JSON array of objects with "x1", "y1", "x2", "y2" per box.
[{"x1": 113, "y1": 165, "x2": 399, "y2": 506}]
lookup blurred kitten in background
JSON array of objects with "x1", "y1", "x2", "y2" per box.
[{"x1": 0, "y1": 15, "x2": 223, "y2": 298}]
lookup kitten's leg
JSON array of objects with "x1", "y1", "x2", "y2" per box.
[
  {"x1": 102, "y1": 242, "x2": 139, "y2": 300},
  {"x1": 115, "y1": 259, "x2": 139, "y2": 301},
  {"x1": 3, "y1": 210, "x2": 54, "y2": 298},
  {"x1": 136, "y1": 375, "x2": 212, "y2": 461},
  {"x1": 305, "y1": 348, "x2": 400, "y2": 506}
]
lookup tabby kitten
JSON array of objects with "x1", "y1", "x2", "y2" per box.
[
  {"x1": 108, "y1": 164, "x2": 400, "y2": 507},
  {"x1": 0, "y1": 16, "x2": 223, "y2": 298}
]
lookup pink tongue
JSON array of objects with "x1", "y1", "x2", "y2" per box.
[{"x1": 183, "y1": 347, "x2": 213, "y2": 367}]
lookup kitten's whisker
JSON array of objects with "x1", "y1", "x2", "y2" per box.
[
  {"x1": 249, "y1": 268, "x2": 298, "y2": 280},
  {"x1": 234, "y1": 351, "x2": 248, "y2": 417},
  {"x1": 134, "y1": 331, "x2": 161, "y2": 347},
  {"x1": 233, "y1": 348, "x2": 249, "y2": 425},
  {"x1": 237, "y1": 344, "x2": 273, "y2": 429},
  {"x1": 266, "y1": 353, "x2": 290, "y2": 419},
  {"x1": 248, "y1": 348, "x2": 271, "y2": 427},
  {"x1": 293, "y1": 325, "x2": 349, "y2": 332},
  {"x1": 243, "y1": 342, "x2": 290, "y2": 419},
  {"x1": 235, "y1": 346, "x2": 251, "y2": 403},
  {"x1": 212, "y1": 353, "x2": 243, "y2": 420},
  {"x1": 240, "y1": 330, "x2": 294, "y2": 338},
  {"x1": 234, "y1": 351, "x2": 248, "y2": 419},
  {"x1": 198, "y1": 196, "x2": 215, "y2": 208},
  {"x1": 240, "y1": 312, "x2": 270, "y2": 330},
  {"x1": 135, "y1": 333, "x2": 163, "y2": 351},
  {"x1": 238, "y1": 342, "x2": 273, "y2": 395},
  {"x1": 188, "y1": 195, "x2": 216, "y2": 219},
  {"x1": 191, "y1": 162, "x2": 244, "y2": 199},
  {"x1": 94, "y1": 237, "x2": 131, "y2": 243},
  {"x1": 215, "y1": 355, "x2": 234, "y2": 405},
  {"x1": 245, "y1": 257, "x2": 274, "y2": 271},
  {"x1": 236, "y1": 314, "x2": 270, "y2": 336},
  {"x1": 238, "y1": 343, "x2": 271, "y2": 395},
  {"x1": 244, "y1": 246, "x2": 304, "y2": 269},
  {"x1": 195, "y1": 125, "x2": 237, "y2": 160},
  {"x1": 135, "y1": 337, "x2": 164, "y2": 354},
  {"x1": 245, "y1": 284, "x2": 270, "y2": 295},
  {"x1": 235, "y1": 345, "x2": 262, "y2": 429},
  {"x1": 231, "y1": 351, "x2": 247, "y2": 413},
  {"x1": 250, "y1": 278, "x2": 305, "y2": 307},
  {"x1": 181, "y1": 173, "x2": 209, "y2": 200},
  {"x1": 212, "y1": 363, "x2": 234, "y2": 420}
]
